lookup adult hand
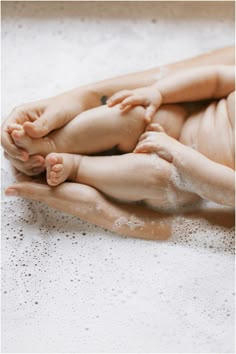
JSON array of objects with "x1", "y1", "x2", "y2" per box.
[
  {"x1": 1, "y1": 89, "x2": 93, "y2": 162},
  {"x1": 4, "y1": 151, "x2": 46, "y2": 176},
  {"x1": 5, "y1": 173, "x2": 103, "y2": 219},
  {"x1": 5, "y1": 173, "x2": 172, "y2": 240}
]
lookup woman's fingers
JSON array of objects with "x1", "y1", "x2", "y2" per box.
[
  {"x1": 1, "y1": 129, "x2": 28, "y2": 161},
  {"x1": 1, "y1": 105, "x2": 37, "y2": 160},
  {"x1": 5, "y1": 181, "x2": 99, "y2": 218},
  {"x1": 5, "y1": 181, "x2": 51, "y2": 201},
  {"x1": 4, "y1": 152, "x2": 45, "y2": 176},
  {"x1": 107, "y1": 90, "x2": 131, "y2": 107},
  {"x1": 7, "y1": 123, "x2": 23, "y2": 133}
]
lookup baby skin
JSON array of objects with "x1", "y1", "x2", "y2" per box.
[
  {"x1": 8, "y1": 65, "x2": 235, "y2": 209},
  {"x1": 8, "y1": 104, "x2": 197, "y2": 208}
]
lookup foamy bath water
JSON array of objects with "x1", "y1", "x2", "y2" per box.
[{"x1": 1, "y1": 2, "x2": 235, "y2": 353}]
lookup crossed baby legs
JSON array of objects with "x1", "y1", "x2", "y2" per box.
[
  {"x1": 10, "y1": 102, "x2": 188, "y2": 157},
  {"x1": 10, "y1": 105, "x2": 147, "y2": 156},
  {"x1": 10, "y1": 103, "x2": 197, "y2": 208}
]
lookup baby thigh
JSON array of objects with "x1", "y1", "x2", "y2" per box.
[
  {"x1": 51, "y1": 105, "x2": 147, "y2": 155},
  {"x1": 151, "y1": 104, "x2": 188, "y2": 139}
]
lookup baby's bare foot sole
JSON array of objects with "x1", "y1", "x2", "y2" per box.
[{"x1": 46, "y1": 153, "x2": 81, "y2": 186}]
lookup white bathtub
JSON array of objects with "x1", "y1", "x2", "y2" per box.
[{"x1": 1, "y1": 2, "x2": 235, "y2": 352}]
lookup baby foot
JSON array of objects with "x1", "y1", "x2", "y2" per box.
[
  {"x1": 9, "y1": 124, "x2": 56, "y2": 157},
  {"x1": 45, "y1": 153, "x2": 81, "y2": 186}
]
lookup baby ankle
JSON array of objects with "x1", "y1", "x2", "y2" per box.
[
  {"x1": 69, "y1": 155, "x2": 82, "y2": 182},
  {"x1": 42, "y1": 137, "x2": 57, "y2": 156}
]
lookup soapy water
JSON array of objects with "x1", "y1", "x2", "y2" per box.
[
  {"x1": 170, "y1": 165, "x2": 192, "y2": 192},
  {"x1": 2, "y1": 164, "x2": 234, "y2": 252},
  {"x1": 113, "y1": 215, "x2": 145, "y2": 231}
]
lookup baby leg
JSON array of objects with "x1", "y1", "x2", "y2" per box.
[
  {"x1": 10, "y1": 105, "x2": 147, "y2": 157},
  {"x1": 150, "y1": 103, "x2": 188, "y2": 139},
  {"x1": 45, "y1": 152, "x2": 198, "y2": 208}
]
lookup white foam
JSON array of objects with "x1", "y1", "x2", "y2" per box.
[
  {"x1": 113, "y1": 215, "x2": 145, "y2": 231},
  {"x1": 170, "y1": 165, "x2": 195, "y2": 192}
]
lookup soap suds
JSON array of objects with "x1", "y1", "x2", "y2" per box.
[
  {"x1": 113, "y1": 215, "x2": 145, "y2": 231},
  {"x1": 170, "y1": 165, "x2": 195, "y2": 192}
]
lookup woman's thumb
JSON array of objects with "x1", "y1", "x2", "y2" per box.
[{"x1": 23, "y1": 111, "x2": 59, "y2": 138}]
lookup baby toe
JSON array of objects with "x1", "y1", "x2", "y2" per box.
[
  {"x1": 52, "y1": 164, "x2": 63, "y2": 173},
  {"x1": 46, "y1": 153, "x2": 58, "y2": 166},
  {"x1": 47, "y1": 153, "x2": 63, "y2": 166}
]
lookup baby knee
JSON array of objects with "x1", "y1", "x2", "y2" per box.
[
  {"x1": 127, "y1": 106, "x2": 146, "y2": 126},
  {"x1": 118, "y1": 106, "x2": 147, "y2": 152}
]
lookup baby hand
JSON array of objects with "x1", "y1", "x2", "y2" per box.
[
  {"x1": 107, "y1": 86, "x2": 162, "y2": 123},
  {"x1": 134, "y1": 123, "x2": 184, "y2": 163}
]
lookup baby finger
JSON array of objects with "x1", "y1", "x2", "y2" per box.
[
  {"x1": 145, "y1": 123, "x2": 165, "y2": 133},
  {"x1": 107, "y1": 90, "x2": 131, "y2": 107},
  {"x1": 145, "y1": 105, "x2": 157, "y2": 123},
  {"x1": 120, "y1": 96, "x2": 144, "y2": 110},
  {"x1": 134, "y1": 141, "x2": 156, "y2": 153},
  {"x1": 138, "y1": 131, "x2": 158, "y2": 142}
]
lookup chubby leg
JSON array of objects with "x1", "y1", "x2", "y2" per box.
[
  {"x1": 45, "y1": 152, "x2": 199, "y2": 208},
  {"x1": 10, "y1": 105, "x2": 147, "y2": 157},
  {"x1": 9, "y1": 102, "x2": 192, "y2": 158}
]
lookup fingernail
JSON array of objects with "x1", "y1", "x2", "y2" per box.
[{"x1": 5, "y1": 188, "x2": 19, "y2": 196}]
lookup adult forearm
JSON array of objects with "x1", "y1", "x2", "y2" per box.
[
  {"x1": 98, "y1": 199, "x2": 172, "y2": 240},
  {"x1": 5, "y1": 178, "x2": 172, "y2": 240},
  {"x1": 75, "y1": 46, "x2": 235, "y2": 108}
]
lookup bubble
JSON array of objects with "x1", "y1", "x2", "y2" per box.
[{"x1": 113, "y1": 215, "x2": 145, "y2": 231}]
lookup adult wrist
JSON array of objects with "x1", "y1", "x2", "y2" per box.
[{"x1": 72, "y1": 85, "x2": 103, "y2": 110}]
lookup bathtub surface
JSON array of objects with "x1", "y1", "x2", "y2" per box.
[{"x1": 1, "y1": 2, "x2": 235, "y2": 353}]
